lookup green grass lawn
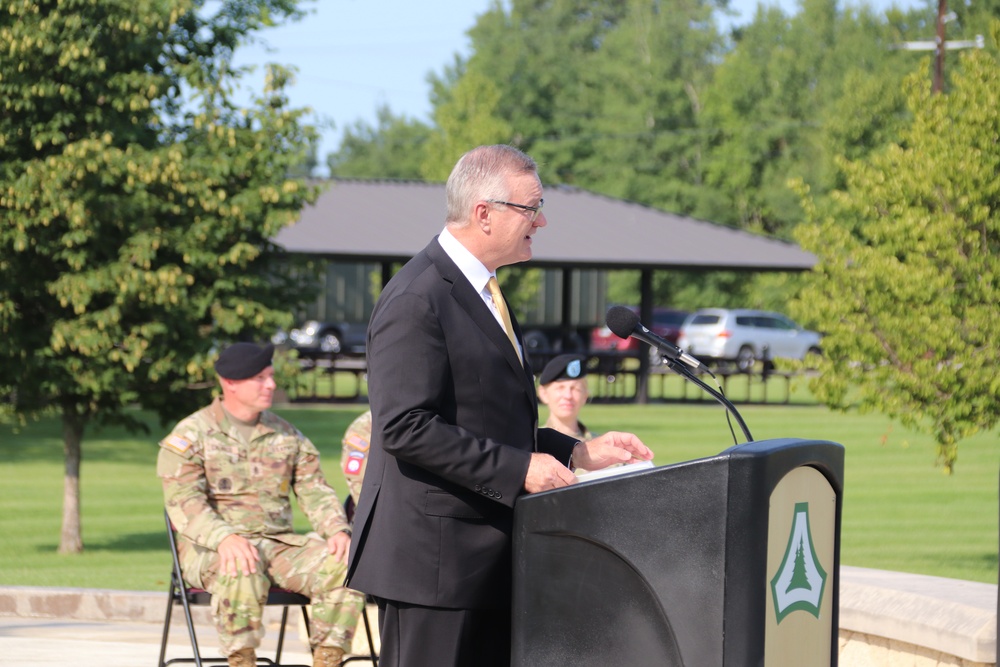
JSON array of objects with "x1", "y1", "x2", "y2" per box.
[{"x1": 1, "y1": 398, "x2": 996, "y2": 592}]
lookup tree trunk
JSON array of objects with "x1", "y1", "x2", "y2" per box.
[{"x1": 58, "y1": 410, "x2": 86, "y2": 554}]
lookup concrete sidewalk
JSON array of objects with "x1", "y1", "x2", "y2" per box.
[{"x1": 0, "y1": 586, "x2": 377, "y2": 667}]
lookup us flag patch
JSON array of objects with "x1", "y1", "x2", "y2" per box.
[
  {"x1": 163, "y1": 435, "x2": 192, "y2": 454},
  {"x1": 345, "y1": 434, "x2": 370, "y2": 451}
]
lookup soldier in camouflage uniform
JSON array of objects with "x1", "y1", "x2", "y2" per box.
[
  {"x1": 331, "y1": 409, "x2": 373, "y2": 640},
  {"x1": 157, "y1": 342, "x2": 364, "y2": 667},
  {"x1": 340, "y1": 409, "x2": 372, "y2": 507}
]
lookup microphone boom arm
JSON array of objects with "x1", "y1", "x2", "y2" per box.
[{"x1": 661, "y1": 357, "x2": 754, "y2": 443}]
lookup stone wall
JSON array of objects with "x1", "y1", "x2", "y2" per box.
[{"x1": 839, "y1": 566, "x2": 997, "y2": 666}]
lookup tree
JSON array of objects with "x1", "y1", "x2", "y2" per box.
[
  {"x1": 0, "y1": 0, "x2": 317, "y2": 552},
  {"x1": 791, "y1": 36, "x2": 1000, "y2": 472},
  {"x1": 561, "y1": 0, "x2": 721, "y2": 214},
  {"x1": 420, "y1": 69, "x2": 514, "y2": 181},
  {"x1": 456, "y1": 0, "x2": 723, "y2": 214},
  {"x1": 326, "y1": 104, "x2": 432, "y2": 179},
  {"x1": 698, "y1": 0, "x2": 923, "y2": 238}
]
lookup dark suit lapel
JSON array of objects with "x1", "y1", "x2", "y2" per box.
[{"x1": 426, "y1": 239, "x2": 536, "y2": 394}]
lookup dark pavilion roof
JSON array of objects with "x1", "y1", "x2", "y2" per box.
[{"x1": 273, "y1": 180, "x2": 816, "y2": 272}]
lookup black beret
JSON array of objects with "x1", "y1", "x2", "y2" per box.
[
  {"x1": 539, "y1": 354, "x2": 587, "y2": 386},
  {"x1": 214, "y1": 343, "x2": 274, "y2": 380}
]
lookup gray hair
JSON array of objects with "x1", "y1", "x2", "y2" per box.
[{"x1": 445, "y1": 145, "x2": 538, "y2": 226}]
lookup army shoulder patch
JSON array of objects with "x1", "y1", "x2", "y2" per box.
[
  {"x1": 162, "y1": 434, "x2": 192, "y2": 455},
  {"x1": 343, "y1": 451, "x2": 366, "y2": 475}
]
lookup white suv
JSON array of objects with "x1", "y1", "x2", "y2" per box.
[{"x1": 677, "y1": 309, "x2": 822, "y2": 372}]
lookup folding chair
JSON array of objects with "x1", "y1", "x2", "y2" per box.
[{"x1": 158, "y1": 509, "x2": 312, "y2": 667}]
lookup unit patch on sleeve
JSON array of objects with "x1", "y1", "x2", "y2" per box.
[{"x1": 343, "y1": 451, "x2": 366, "y2": 475}]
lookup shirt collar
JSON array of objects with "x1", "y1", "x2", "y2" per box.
[{"x1": 439, "y1": 226, "x2": 494, "y2": 294}]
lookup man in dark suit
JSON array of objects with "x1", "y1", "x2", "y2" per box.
[{"x1": 346, "y1": 144, "x2": 652, "y2": 667}]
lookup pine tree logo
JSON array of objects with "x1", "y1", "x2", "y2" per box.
[{"x1": 770, "y1": 502, "x2": 827, "y2": 623}]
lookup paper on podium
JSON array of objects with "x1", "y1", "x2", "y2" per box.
[{"x1": 574, "y1": 459, "x2": 655, "y2": 483}]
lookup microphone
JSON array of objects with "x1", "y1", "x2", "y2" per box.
[{"x1": 605, "y1": 306, "x2": 706, "y2": 372}]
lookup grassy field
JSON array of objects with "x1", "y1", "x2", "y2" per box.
[{"x1": 1, "y1": 395, "x2": 996, "y2": 592}]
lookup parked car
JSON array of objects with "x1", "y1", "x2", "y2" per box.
[
  {"x1": 677, "y1": 308, "x2": 822, "y2": 372},
  {"x1": 520, "y1": 327, "x2": 589, "y2": 354},
  {"x1": 591, "y1": 306, "x2": 690, "y2": 365},
  {"x1": 272, "y1": 320, "x2": 367, "y2": 359}
]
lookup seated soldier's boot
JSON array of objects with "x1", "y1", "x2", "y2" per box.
[
  {"x1": 227, "y1": 648, "x2": 256, "y2": 667},
  {"x1": 313, "y1": 646, "x2": 345, "y2": 667}
]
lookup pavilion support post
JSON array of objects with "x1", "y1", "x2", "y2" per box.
[
  {"x1": 380, "y1": 262, "x2": 393, "y2": 296},
  {"x1": 637, "y1": 269, "x2": 653, "y2": 404},
  {"x1": 561, "y1": 268, "x2": 573, "y2": 350}
]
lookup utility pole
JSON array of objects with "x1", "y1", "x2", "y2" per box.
[
  {"x1": 934, "y1": 0, "x2": 947, "y2": 93},
  {"x1": 891, "y1": 0, "x2": 985, "y2": 94}
]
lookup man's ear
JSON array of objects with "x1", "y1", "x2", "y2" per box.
[{"x1": 474, "y1": 200, "x2": 492, "y2": 233}]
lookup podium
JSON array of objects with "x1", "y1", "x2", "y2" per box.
[{"x1": 511, "y1": 438, "x2": 844, "y2": 667}]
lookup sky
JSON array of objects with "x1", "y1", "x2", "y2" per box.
[
  {"x1": 232, "y1": 0, "x2": 497, "y2": 173},
  {"x1": 232, "y1": 0, "x2": 923, "y2": 175}
]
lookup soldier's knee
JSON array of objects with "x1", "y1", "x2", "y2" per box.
[
  {"x1": 300, "y1": 558, "x2": 343, "y2": 594},
  {"x1": 214, "y1": 568, "x2": 270, "y2": 599}
]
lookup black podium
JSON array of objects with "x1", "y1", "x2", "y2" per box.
[{"x1": 511, "y1": 438, "x2": 844, "y2": 667}]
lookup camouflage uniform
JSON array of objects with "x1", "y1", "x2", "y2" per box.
[
  {"x1": 157, "y1": 397, "x2": 364, "y2": 656},
  {"x1": 340, "y1": 410, "x2": 372, "y2": 507}
]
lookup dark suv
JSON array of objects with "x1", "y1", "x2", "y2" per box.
[{"x1": 272, "y1": 320, "x2": 367, "y2": 359}]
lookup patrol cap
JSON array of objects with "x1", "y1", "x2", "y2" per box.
[
  {"x1": 539, "y1": 354, "x2": 587, "y2": 386},
  {"x1": 214, "y1": 342, "x2": 274, "y2": 380}
]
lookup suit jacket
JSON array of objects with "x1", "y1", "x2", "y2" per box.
[{"x1": 346, "y1": 237, "x2": 578, "y2": 610}]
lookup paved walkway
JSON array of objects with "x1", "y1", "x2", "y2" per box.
[
  {"x1": 3, "y1": 570, "x2": 998, "y2": 666},
  {"x1": 0, "y1": 586, "x2": 378, "y2": 667}
]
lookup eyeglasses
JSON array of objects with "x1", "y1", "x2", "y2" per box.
[{"x1": 487, "y1": 199, "x2": 544, "y2": 222}]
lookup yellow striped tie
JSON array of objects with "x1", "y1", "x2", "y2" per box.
[{"x1": 487, "y1": 276, "x2": 523, "y2": 365}]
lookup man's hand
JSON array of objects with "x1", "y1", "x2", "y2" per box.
[
  {"x1": 524, "y1": 452, "x2": 578, "y2": 493},
  {"x1": 326, "y1": 530, "x2": 351, "y2": 563},
  {"x1": 217, "y1": 534, "x2": 259, "y2": 577},
  {"x1": 572, "y1": 431, "x2": 653, "y2": 471}
]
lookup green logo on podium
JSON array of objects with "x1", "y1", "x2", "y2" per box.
[{"x1": 770, "y1": 502, "x2": 827, "y2": 623}]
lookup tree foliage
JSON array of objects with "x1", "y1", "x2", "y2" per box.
[
  {"x1": 792, "y1": 37, "x2": 1000, "y2": 472},
  {"x1": 326, "y1": 104, "x2": 431, "y2": 179},
  {"x1": 420, "y1": 68, "x2": 514, "y2": 181},
  {"x1": 699, "y1": 0, "x2": 925, "y2": 238},
  {"x1": 456, "y1": 0, "x2": 723, "y2": 215},
  {"x1": 0, "y1": 0, "x2": 317, "y2": 551}
]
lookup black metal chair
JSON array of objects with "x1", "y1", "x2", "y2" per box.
[{"x1": 158, "y1": 509, "x2": 311, "y2": 667}]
